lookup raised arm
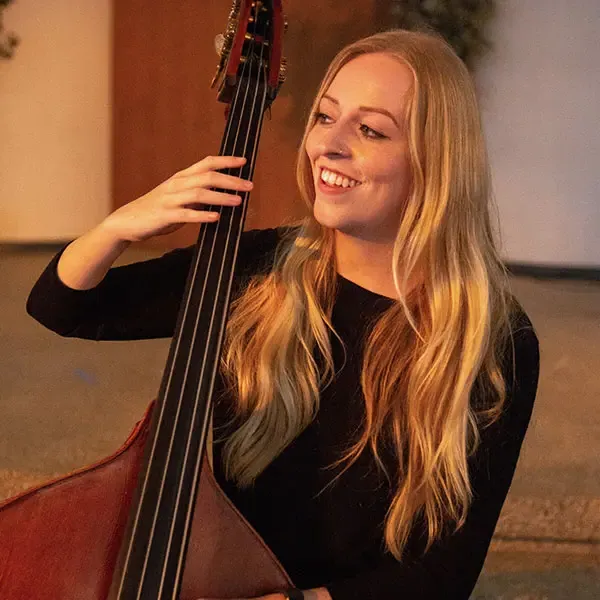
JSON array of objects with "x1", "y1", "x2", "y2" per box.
[
  {"x1": 56, "y1": 155, "x2": 251, "y2": 290},
  {"x1": 27, "y1": 156, "x2": 255, "y2": 340}
]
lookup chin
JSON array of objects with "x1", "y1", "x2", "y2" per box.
[
  {"x1": 312, "y1": 210, "x2": 362, "y2": 240},
  {"x1": 312, "y1": 201, "x2": 348, "y2": 231}
]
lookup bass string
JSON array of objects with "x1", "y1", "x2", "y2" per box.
[
  {"x1": 166, "y1": 52, "x2": 270, "y2": 600},
  {"x1": 157, "y1": 42, "x2": 269, "y2": 600},
  {"x1": 150, "y1": 76, "x2": 259, "y2": 596},
  {"x1": 138, "y1": 14, "x2": 271, "y2": 600},
  {"x1": 142, "y1": 68, "x2": 258, "y2": 600},
  {"x1": 114, "y1": 22, "x2": 256, "y2": 600},
  {"x1": 166, "y1": 12, "x2": 273, "y2": 585}
]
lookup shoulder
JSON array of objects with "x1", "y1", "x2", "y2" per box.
[
  {"x1": 506, "y1": 301, "x2": 540, "y2": 388},
  {"x1": 239, "y1": 226, "x2": 285, "y2": 258},
  {"x1": 236, "y1": 225, "x2": 298, "y2": 278},
  {"x1": 495, "y1": 301, "x2": 540, "y2": 436},
  {"x1": 472, "y1": 300, "x2": 540, "y2": 431},
  {"x1": 159, "y1": 225, "x2": 296, "y2": 277}
]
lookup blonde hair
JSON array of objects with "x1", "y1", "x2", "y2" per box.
[{"x1": 220, "y1": 29, "x2": 519, "y2": 560}]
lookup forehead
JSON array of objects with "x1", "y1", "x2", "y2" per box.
[{"x1": 323, "y1": 52, "x2": 413, "y2": 114}]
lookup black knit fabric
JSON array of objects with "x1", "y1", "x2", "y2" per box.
[{"x1": 26, "y1": 227, "x2": 540, "y2": 600}]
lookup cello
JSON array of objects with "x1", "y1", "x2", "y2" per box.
[{"x1": 0, "y1": 1, "x2": 292, "y2": 598}]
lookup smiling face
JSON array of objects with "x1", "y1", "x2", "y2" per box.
[{"x1": 305, "y1": 52, "x2": 414, "y2": 245}]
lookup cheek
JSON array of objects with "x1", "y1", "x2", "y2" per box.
[
  {"x1": 391, "y1": 157, "x2": 412, "y2": 194},
  {"x1": 304, "y1": 129, "x2": 319, "y2": 163},
  {"x1": 367, "y1": 156, "x2": 412, "y2": 222},
  {"x1": 367, "y1": 151, "x2": 411, "y2": 191}
]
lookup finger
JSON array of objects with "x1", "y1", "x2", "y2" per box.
[
  {"x1": 173, "y1": 188, "x2": 244, "y2": 208},
  {"x1": 171, "y1": 171, "x2": 253, "y2": 194},
  {"x1": 177, "y1": 208, "x2": 221, "y2": 222},
  {"x1": 178, "y1": 155, "x2": 246, "y2": 177}
]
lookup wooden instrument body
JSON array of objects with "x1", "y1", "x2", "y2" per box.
[{"x1": 0, "y1": 403, "x2": 292, "y2": 599}]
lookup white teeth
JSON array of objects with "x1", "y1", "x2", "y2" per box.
[{"x1": 320, "y1": 168, "x2": 360, "y2": 188}]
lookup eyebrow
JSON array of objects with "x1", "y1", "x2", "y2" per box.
[{"x1": 321, "y1": 94, "x2": 400, "y2": 128}]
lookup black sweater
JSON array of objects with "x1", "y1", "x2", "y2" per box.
[{"x1": 27, "y1": 227, "x2": 540, "y2": 600}]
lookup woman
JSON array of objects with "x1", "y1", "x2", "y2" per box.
[{"x1": 27, "y1": 29, "x2": 540, "y2": 600}]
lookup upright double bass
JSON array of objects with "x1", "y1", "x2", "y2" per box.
[{"x1": 0, "y1": 2, "x2": 291, "y2": 598}]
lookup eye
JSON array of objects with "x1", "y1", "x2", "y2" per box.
[
  {"x1": 359, "y1": 124, "x2": 386, "y2": 140},
  {"x1": 314, "y1": 112, "x2": 333, "y2": 124}
]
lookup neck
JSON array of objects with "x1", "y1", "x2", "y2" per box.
[
  {"x1": 334, "y1": 230, "x2": 423, "y2": 300},
  {"x1": 334, "y1": 231, "x2": 399, "y2": 299}
]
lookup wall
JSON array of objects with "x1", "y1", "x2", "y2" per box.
[
  {"x1": 476, "y1": 0, "x2": 600, "y2": 266},
  {"x1": 1, "y1": 1, "x2": 598, "y2": 265},
  {"x1": 0, "y1": 1, "x2": 111, "y2": 242}
]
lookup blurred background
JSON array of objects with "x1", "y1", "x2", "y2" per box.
[{"x1": 0, "y1": 1, "x2": 599, "y2": 598}]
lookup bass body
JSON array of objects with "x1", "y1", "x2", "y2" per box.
[{"x1": 0, "y1": 403, "x2": 291, "y2": 599}]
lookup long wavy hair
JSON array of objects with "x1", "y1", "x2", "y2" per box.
[{"x1": 220, "y1": 29, "x2": 519, "y2": 560}]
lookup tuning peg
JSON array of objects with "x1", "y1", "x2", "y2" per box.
[
  {"x1": 214, "y1": 34, "x2": 225, "y2": 57},
  {"x1": 279, "y1": 57, "x2": 288, "y2": 85}
]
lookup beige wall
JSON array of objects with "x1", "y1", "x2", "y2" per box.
[
  {"x1": 476, "y1": 0, "x2": 600, "y2": 266},
  {"x1": 0, "y1": 1, "x2": 111, "y2": 242}
]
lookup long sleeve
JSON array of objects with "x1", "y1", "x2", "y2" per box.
[
  {"x1": 26, "y1": 243, "x2": 192, "y2": 340},
  {"x1": 324, "y1": 323, "x2": 540, "y2": 600},
  {"x1": 26, "y1": 228, "x2": 282, "y2": 341}
]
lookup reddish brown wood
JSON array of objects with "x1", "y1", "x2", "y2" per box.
[
  {"x1": 0, "y1": 404, "x2": 292, "y2": 599},
  {"x1": 267, "y1": 0, "x2": 284, "y2": 91},
  {"x1": 0, "y1": 407, "x2": 150, "y2": 599}
]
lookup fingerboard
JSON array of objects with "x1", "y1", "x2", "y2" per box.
[{"x1": 108, "y1": 61, "x2": 270, "y2": 600}]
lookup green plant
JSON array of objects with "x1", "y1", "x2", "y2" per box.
[
  {"x1": 1, "y1": 0, "x2": 19, "y2": 59},
  {"x1": 384, "y1": 0, "x2": 496, "y2": 69}
]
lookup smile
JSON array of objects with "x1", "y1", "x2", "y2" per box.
[{"x1": 319, "y1": 167, "x2": 362, "y2": 189}]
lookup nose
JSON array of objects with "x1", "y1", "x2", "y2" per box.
[{"x1": 315, "y1": 120, "x2": 352, "y2": 160}]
